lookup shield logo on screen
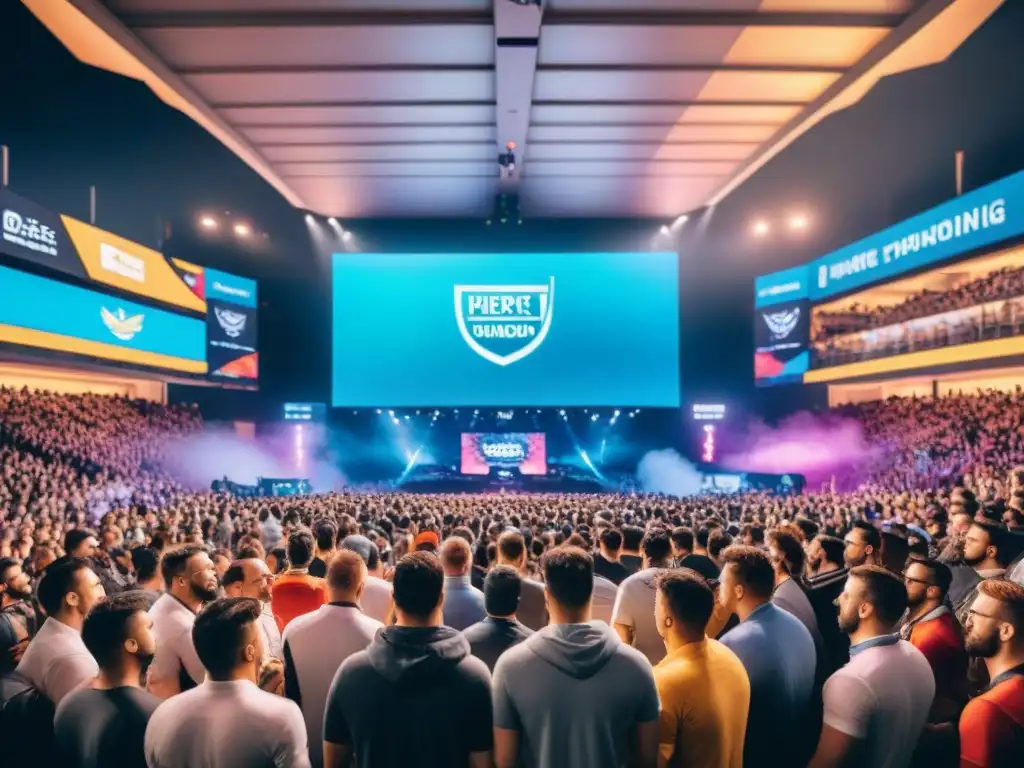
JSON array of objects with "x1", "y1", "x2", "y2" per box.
[{"x1": 454, "y1": 278, "x2": 554, "y2": 366}]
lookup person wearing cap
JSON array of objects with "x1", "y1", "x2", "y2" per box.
[
  {"x1": 341, "y1": 534, "x2": 393, "y2": 624},
  {"x1": 414, "y1": 530, "x2": 440, "y2": 553}
]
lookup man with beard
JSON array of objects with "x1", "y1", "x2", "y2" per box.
[
  {"x1": 954, "y1": 519, "x2": 1016, "y2": 625},
  {"x1": 843, "y1": 520, "x2": 881, "y2": 569},
  {"x1": 0, "y1": 556, "x2": 41, "y2": 674},
  {"x1": 810, "y1": 565, "x2": 934, "y2": 768},
  {"x1": 147, "y1": 545, "x2": 218, "y2": 698},
  {"x1": 223, "y1": 558, "x2": 283, "y2": 661},
  {"x1": 959, "y1": 579, "x2": 1024, "y2": 766},
  {"x1": 54, "y1": 592, "x2": 161, "y2": 768}
]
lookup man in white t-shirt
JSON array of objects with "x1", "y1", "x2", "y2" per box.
[
  {"x1": 17, "y1": 558, "x2": 105, "y2": 705},
  {"x1": 611, "y1": 528, "x2": 673, "y2": 665},
  {"x1": 810, "y1": 565, "x2": 935, "y2": 768},
  {"x1": 283, "y1": 550, "x2": 382, "y2": 767},
  {"x1": 147, "y1": 546, "x2": 218, "y2": 698},
  {"x1": 341, "y1": 535, "x2": 392, "y2": 624},
  {"x1": 145, "y1": 597, "x2": 309, "y2": 768}
]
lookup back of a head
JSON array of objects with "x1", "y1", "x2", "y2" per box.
[
  {"x1": 542, "y1": 546, "x2": 593, "y2": 611},
  {"x1": 221, "y1": 562, "x2": 246, "y2": 591},
  {"x1": 160, "y1": 545, "x2": 204, "y2": 590},
  {"x1": 327, "y1": 550, "x2": 367, "y2": 598},
  {"x1": 670, "y1": 527, "x2": 694, "y2": 553},
  {"x1": 621, "y1": 525, "x2": 644, "y2": 552},
  {"x1": 657, "y1": 570, "x2": 714, "y2": 632},
  {"x1": 81, "y1": 591, "x2": 152, "y2": 668},
  {"x1": 497, "y1": 530, "x2": 526, "y2": 563},
  {"x1": 641, "y1": 527, "x2": 673, "y2": 565},
  {"x1": 599, "y1": 528, "x2": 622, "y2": 552},
  {"x1": 721, "y1": 545, "x2": 775, "y2": 600},
  {"x1": 38, "y1": 557, "x2": 90, "y2": 616},
  {"x1": 484, "y1": 565, "x2": 522, "y2": 617},
  {"x1": 707, "y1": 529, "x2": 732, "y2": 560},
  {"x1": 313, "y1": 519, "x2": 339, "y2": 552},
  {"x1": 881, "y1": 531, "x2": 910, "y2": 575},
  {"x1": 286, "y1": 529, "x2": 315, "y2": 570},
  {"x1": 392, "y1": 552, "x2": 444, "y2": 621},
  {"x1": 130, "y1": 546, "x2": 160, "y2": 583},
  {"x1": 192, "y1": 597, "x2": 262, "y2": 679},
  {"x1": 767, "y1": 529, "x2": 805, "y2": 577},
  {"x1": 441, "y1": 536, "x2": 472, "y2": 574},
  {"x1": 340, "y1": 534, "x2": 379, "y2": 571},
  {"x1": 850, "y1": 564, "x2": 908, "y2": 628},
  {"x1": 818, "y1": 535, "x2": 846, "y2": 566}
]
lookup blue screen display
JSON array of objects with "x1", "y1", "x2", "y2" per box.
[{"x1": 332, "y1": 252, "x2": 680, "y2": 407}]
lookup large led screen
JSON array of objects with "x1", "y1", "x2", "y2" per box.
[
  {"x1": 461, "y1": 433, "x2": 547, "y2": 476},
  {"x1": 332, "y1": 252, "x2": 680, "y2": 407}
]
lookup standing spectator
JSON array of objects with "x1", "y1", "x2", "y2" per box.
[
  {"x1": 440, "y1": 537, "x2": 486, "y2": 630},
  {"x1": 767, "y1": 529, "x2": 822, "y2": 646},
  {"x1": 960, "y1": 579, "x2": 1024, "y2": 767},
  {"x1": 899, "y1": 557, "x2": 967, "y2": 721},
  {"x1": 718, "y1": 545, "x2": 816, "y2": 768},
  {"x1": 495, "y1": 530, "x2": 548, "y2": 630},
  {"x1": 806, "y1": 535, "x2": 851, "y2": 677},
  {"x1": 16, "y1": 558, "x2": 104, "y2": 705},
  {"x1": 594, "y1": 528, "x2": 630, "y2": 585},
  {"x1": 259, "y1": 507, "x2": 283, "y2": 549},
  {"x1": 492, "y1": 547, "x2": 659, "y2": 768},
  {"x1": 675, "y1": 526, "x2": 721, "y2": 581},
  {"x1": 340, "y1": 535, "x2": 393, "y2": 625},
  {"x1": 211, "y1": 550, "x2": 232, "y2": 583},
  {"x1": 618, "y1": 526, "x2": 645, "y2": 575},
  {"x1": 65, "y1": 530, "x2": 99, "y2": 560},
  {"x1": 144, "y1": 598, "x2": 309, "y2": 767},
  {"x1": 810, "y1": 566, "x2": 935, "y2": 768},
  {"x1": 844, "y1": 520, "x2": 882, "y2": 568},
  {"x1": 463, "y1": 565, "x2": 534, "y2": 672},
  {"x1": 284, "y1": 550, "x2": 382, "y2": 768},
  {"x1": 308, "y1": 519, "x2": 338, "y2": 579},
  {"x1": 53, "y1": 592, "x2": 160, "y2": 768},
  {"x1": 653, "y1": 570, "x2": 750, "y2": 768},
  {"x1": 222, "y1": 558, "x2": 283, "y2": 661},
  {"x1": 147, "y1": 546, "x2": 217, "y2": 699},
  {"x1": 684, "y1": 526, "x2": 722, "y2": 580},
  {"x1": 612, "y1": 527, "x2": 674, "y2": 665},
  {"x1": 271, "y1": 529, "x2": 327, "y2": 630},
  {"x1": 0, "y1": 556, "x2": 40, "y2": 674},
  {"x1": 956, "y1": 520, "x2": 1016, "y2": 624},
  {"x1": 591, "y1": 573, "x2": 619, "y2": 625},
  {"x1": 130, "y1": 547, "x2": 163, "y2": 602},
  {"x1": 323, "y1": 552, "x2": 493, "y2": 768}
]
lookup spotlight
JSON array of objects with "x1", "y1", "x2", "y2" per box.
[
  {"x1": 392, "y1": 417, "x2": 399, "y2": 425},
  {"x1": 388, "y1": 410, "x2": 394, "y2": 417},
  {"x1": 660, "y1": 225, "x2": 670, "y2": 236},
  {"x1": 376, "y1": 409, "x2": 382, "y2": 415},
  {"x1": 404, "y1": 414, "x2": 410, "y2": 421},
  {"x1": 342, "y1": 231, "x2": 353, "y2": 242},
  {"x1": 233, "y1": 222, "x2": 252, "y2": 238},
  {"x1": 789, "y1": 213, "x2": 809, "y2": 231},
  {"x1": 751, "y1": 219, "x2": 770, "y2": 237},
  {"x1": 328, "y1": 217, "x2": 337, "y2": 225},
  {"x1": 614, "y1": 409, "x2": 621, "y2": 417},
  {"x1": 198, "y1": 214, "x2": 218, "y2": 231},
  {"x1": 591, "y1": 414, "x2": 599, "y2": 422},
  {"x1": 304, "y1": 214, "x2": 314, "y2": 224}
]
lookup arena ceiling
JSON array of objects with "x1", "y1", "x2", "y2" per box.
[{"x1": 24, "y1": 0, "x2": 1005, "y2": 218}]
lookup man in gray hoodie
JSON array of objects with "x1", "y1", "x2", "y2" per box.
[
  {"x1": 492, "y1": 546, "x2": 660, "y2": 768},
  {"x1": 322, "y1": 552, "x2": 493, "y2": 768}
]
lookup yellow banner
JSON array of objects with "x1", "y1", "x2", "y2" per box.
[
  {"x1": 0, "y1": 323, "x2": 208, "y2": 374},
  {"x1": 62, "y1": 216, "x2": 207, "y2": 313}
]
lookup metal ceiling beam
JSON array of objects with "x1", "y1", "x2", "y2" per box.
[
  {"x1": 120, "y1": 12, "x2": 493, "y2": 28},
  {"x1": 542, "y1": 11, "x2": 907, "y2": 27},
  {"x1": 493, "y1": 1, "x2": 544, "y2": 198}
]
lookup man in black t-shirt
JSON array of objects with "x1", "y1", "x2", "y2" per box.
[
  {"x1": 309, "y1": 519, "x2": 339, "y2": 579},
  {"x1": 593, "y1": 529, "x2": 631, "y2": 586},
  {"x1": 53, "y1": 591, "x2": 161, "y2": 768},
  {"x1": 323, "y1": 552, "x2": 493, "y2": 768}
]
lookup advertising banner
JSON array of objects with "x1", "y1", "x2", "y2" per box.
[
  {"x1": 461, "y1": 433, "x2": 547, "y2": 475},
  {"x1": 206, "y1": 299, "x2": 258, "y2": 380},
  {"x1": 754, "y1": 299, "x2": 810, "y2": 386},
  {"x1": 0, "y1": 188, "x2": 88, "y2": 279},
  {"x1": 206, "y1": 268, "x2": 257, "y2": 308},
  {"x1": 0, "y1": 264, "x2": 206, "y2": 374}
]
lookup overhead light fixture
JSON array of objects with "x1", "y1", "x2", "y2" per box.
[
  {"x1": 751, "y1": 219, "x2": 770, "y2": 237},
  {"x1": 328, "y1": 217, "x2": 337, "y2": 225},
  {"x1": 233, "y1": 222, "x2": 252, "y2": 238},
  {"x1": 660, "y1": 225, "x2": 671, "y2": 235},
  {"x1": 304, "y1": 213, "x2": 314, "y2": 224},
  {"x1": 342, "y1": 231, "x2": 353, "y2": 242},
  {"x1": 198, "y1": 214, "x2": 218, "y2": 231},
  {"x1": 788, "y1": 213, "x2": 809, "y2": 231}
]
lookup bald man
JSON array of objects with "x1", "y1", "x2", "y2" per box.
[
  {"x1": 222, "y1": 558, "x2": 283, "y2": 660},
  {"x1": 441, "y1": 537, "x2": 486, "y2": 630}
]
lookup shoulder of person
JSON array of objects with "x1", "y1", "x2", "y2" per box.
[
  {"x1": 613, "y1": 641, "x2": 658, "y2": 676},
  {"x1": 457, "y1": 652, "x2": 492, "y2": 684}
]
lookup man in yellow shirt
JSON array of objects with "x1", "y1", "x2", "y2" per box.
[{"x1": 653, "y1": 570, "x2": 751, "y2": 768}]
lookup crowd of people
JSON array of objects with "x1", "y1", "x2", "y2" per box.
[
  {"x1": 814, "y1": 263, "x2": 1024, "y2": 342},
  {"x1": 1, "y1": 386, "x2": 1024, "y2": 767}
]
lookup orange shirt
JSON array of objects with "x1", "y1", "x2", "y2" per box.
[
  {"x1": 959, "y1": 672, "x2": 1024, "y2": 768},
  {"x1": 270, "y1": 571, "x2": 327, "y2": 629},
  {"x1": 908, "y1": 611, "x2": 967, "y2": 708}
]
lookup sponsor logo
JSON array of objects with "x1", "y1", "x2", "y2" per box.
[
  {"x1": 99, "y1": 243, "x2": 146, "y2": 283},
  {"x1": 454, "y1": 278, "x2": 554, "y2": 366},
  {"x1": 215, "y1": 307, "x2": 247, "y2": 338},
  {"x1": 818, "y1": 265, "x2": 828, "y2": 289},
  {"x1": 100, "y1": 307, "x2": 144, "y2": 341},
  {"x1": 212, "y1": 280, "x2": 250, "y2": 300},
  {"x1": 2, "y1": 209, "x2": 57, "y2": 256},
  {"x1": 763, "y1": 307, "x2": 801, "y2": 340},
  {"x1": 481, "y1": 442, "x2": 526, "y2": 460},
  {"x1": 757, "y1": 280, "x2": 801, "y2": 299}
]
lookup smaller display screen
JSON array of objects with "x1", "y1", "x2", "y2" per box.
[
  {"x1": 460, "y1": 433, "x2": 547, "y2": 475},
  {"x1": 283, "y1": 403, "x2": 326, "y2": 422}
]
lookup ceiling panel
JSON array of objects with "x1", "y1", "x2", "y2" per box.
[
  {"x1": 242, "y1": 125, "x2": 496, "y2": 144},
  {"x1": 136, "y1": 26, "x2": 495, "y2": 69},
  {"x1": 36, "y1": 0, "x2": 979, "y2": 217}
]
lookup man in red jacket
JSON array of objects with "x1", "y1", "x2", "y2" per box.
[{"x1": 960, "y1": 579, "x2": 1024, "y2": 768}]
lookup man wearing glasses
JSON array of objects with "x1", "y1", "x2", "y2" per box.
[{"x1": 960, "y1": 579, "x2": 1024, "y2": 767}]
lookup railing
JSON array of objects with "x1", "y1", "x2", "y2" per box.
[{"x1": 811, "y1": 293, "x2": 1024, "y2": 368}]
